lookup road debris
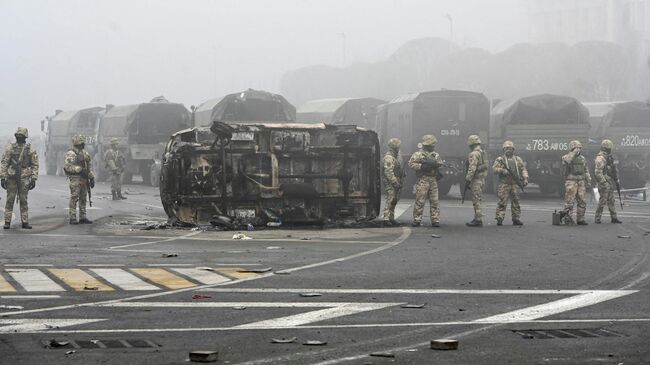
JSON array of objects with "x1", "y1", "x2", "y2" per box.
[
  {"x1": 266, "y1": 222, "x2": 282, "y2": 228},
  {"x1": 45, "y1": 205, "x2": 55, "y2": 209},
  {"x1": 430, "y1": 339, "x2": 459, "y2": 350},
  {"x1": 400, "y1": 303, "x2": 426, "y2": 309},
  {"x1": 300, "y1": 237, "x2": 312, "y2": 241},
  {"x1": 232, "y1": 233, "x2": 252, "y2": 240},
  {"x1": 161, "y1": 253, "x2": 178, "y2": 258},
  {"x1": 303, "y1": 340, "x2": 327, "y2": 346},
  {"x1": 0, "y1": 305, "x2": 24, "y2": 310},
  {"x1": 299, "y1": 293, "x2": 322, "y2": 297},
  {"x1": 431, "y1": 234, "x2": 441, "y2": 238},
  {"x1": 83, "y1": 285, "x2": 99, "y2": 291},
  {"x1": 197, "y1": 267, "x2": 215, "y2": 271},
  {"x1": 189, "y1": 350, "x2": 218, "y2": 362},
  {"x1": 232, "y1": 306, "x2": 246, "y2": 310},
  {"x1": 266, "y1": 246, "x2": 281, "y2": 250},
  {"x1": 65, "y1": 350, "x2": 76, "y2": 355},
  {"x1": 271, "y1": 337, "x2": 297, "y2": 344},
  {"x1": 370, "y1": 352, "x2": 395, "y2": 358},
  {"x1": 48, "y1": 339, "x2": 70, "y2": 348},
  {"x1": 192, "y1": 294, "x2": 212, "y2": 299},
  {"x1": 617, "y1": 235, "x2": 631, "y2": 239},
  {"x1": 237, "y1": 267, "x2": 272, "y2": 273}
]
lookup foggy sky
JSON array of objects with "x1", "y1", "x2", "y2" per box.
[{"x1": 0, "y1": 0, "x2": 526, "y2": 134}]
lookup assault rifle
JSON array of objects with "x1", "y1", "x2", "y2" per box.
[
  {"x1": 498, "y1": 158, "x2": 525, "y2": 193},
  {"x1": 607, "y1": 155, "x2": 623, "y2": 210},
  {"x1": 81, "y1": 155, "x2": 93, "y2": 207},
  {"x1": 461, "y1": 159, "x2": 471, "y2": 204}
]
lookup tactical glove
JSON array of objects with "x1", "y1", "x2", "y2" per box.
[
  {"x1": 28, "y1": 180, "x2": 36, "y2": 190},
  {"x1": 90, "y1": 178, "x2": 95, "y2": 189},
  {"x1": 0, "y1": 179, "x2": 6, "y2": 189}
]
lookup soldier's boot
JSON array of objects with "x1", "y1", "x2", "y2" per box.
[
  {"x1": 79, "y1": 218, "x2": 93, "y2": 224},
  {"x1": 69, "y1": 218, "x2": 78, "y2": 225},
  {"x1": 496, "y1": 218, "x2": 503, "y2": 226},
  {"x1": 382, "y1": 220, "x2": 393, "y2": 227},
  {"x1": 431, "y1": 221, "x2": 440, "y2": 227},
  {"x1": 3, "y1": 222, "x2": 10, "y2": 229},
  {"x1": 118, "y1": 191, "x2": 127, "y2": 200},
  {"x1": 594, "y1": 216, "x2": 602, "y2": 224},
  {"x1": 611, "y1": 217, "x2": 622, "y2": 224},
  {"x1": 411, "y1": 221, "x2": 421, "y2": 227},
  {"x1": 21, "y1": 222, "x2": 32, "y2": 229},
  {"x1": 390, "y1": 218, "x2": 400, "y2": 226},
  {"x1": 577, "y1": 220, "x2": 588, "y2": 226},
  {"x1": 466, "y1": 219, "x2": 483, "y2": 227},
  {"x1": 111, "y1": 190, "x2": 118, "y2": 200},
  {"x1": 512, "y1": 219, "x2": 523, "y2": 226}
]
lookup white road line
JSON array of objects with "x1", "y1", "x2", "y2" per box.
[
  {"x1": 107, "y1": 231, "x2": 203, "y2": 250},
  {"x1": 620, "y1": 271, "x2": 650, "y2": 289},
  {"x1": 17, "y1": 318, "x2": 650, "y2": 334},
  {"x1": 78, "y1": 264, "x2": 124, "y2": 267},
  {"x1": 4, "y1": 264, "x2": 53, "y2": 267},
  {"x1": 171, "y1": 268, "x2": 231, "y2": 284},
  {"x1": 0, "y1": 318, "x2": 105, "y2": 333},
  {"x1": 200, "y1": 288, "x2": 596, "y2": 295},
  {"x1": 394, "y1": 203, "x2": 411, "y2": 219},
  {"x1": 147, "y1": 264, "x2": 194, "y2": 267},
  {"x1": 90, "y1": 269, "x2": 160, "y2": 291},
  {"x1": 6, "y1": 269, "x2": 65, "y2": 292},
  {"x1": 473, "y1": 290, "x2": 635, "y2": 323},
  {"x1": 100, "y1": 302, "x2": 386, "y2": 308},
  {"x1": 0, "y1": 295, "x2": 61, "y2": 299}
]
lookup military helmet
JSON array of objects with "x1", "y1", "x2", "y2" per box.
[
  {"x1": 387, "y1": 138, "x2": 401, "y2": 150},
  {"x1": 502, "y1": 140, "x2": 514, "y2": 149},
  {"x1": 421, "y1": 134, "x2": 437, "y2": 146},
  {"x1": 14, "y1": 127, "x2": 28, "y2": 138},
  {"x1": 601, "y1": 139, "x2": 613, "y2": 150},
  {"x1": 467, "y1": 135, "x2": 481, "y2": 146},
  {"x1": 568, "y1": 140, "x2": 582, "y2": 150},
  {"x1": 110, "y1": 137, "x2": 120, "y2": 146},
  {"x1": 72, "y1": 134, "x2": 86, "y2": 145}
]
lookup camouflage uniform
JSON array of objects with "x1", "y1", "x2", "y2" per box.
[
  {"x1": 465, "y1": 135, "x2": 488, "y2": 226},
  {"x1": 561, "y1": 140, "x2": 592, "y2": 225},
  {"x1": 64, "y1": 135, "x2": 95, "y2": 223},
  {"x1": 594, "y1": 139, "x2": 621, "y2": 224},
  {"x1": 104, "y1": 138, "x2": 126, "y2": 200},
  {"x1": 408, "y1": 135, "x2": 443, "y2": 226},
  {"x1": 0, "y1": 128, "x2": 39, "y2": 229},
  {"x1": 492, "y1": 141, "x2": 528, "y2": 225},
  {"x1": 382, "y1": 138, "x2": 404, "y2": 224}
]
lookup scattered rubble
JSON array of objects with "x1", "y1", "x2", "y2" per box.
[
  {"x1": 430, "y1": 339, "x2": 459, "y2": 350},
  {"x1": 302, "y1": 340, "x2": 327, "y2": 346},
  {"x1": 232, "y1": 233, "x2": 252, "y2": 240},
  {"x1": 189, "y1": 350, "x2": 218, "y2": 362},
  {"x1": 271, "y1": 337, "x2": 297, "y2": 344},
  {"x1": 161, "y1": 253, "x2": 178, "y2": 258}
]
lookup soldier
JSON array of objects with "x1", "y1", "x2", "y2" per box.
[
  {"x1": 408, "y1": 134, "x2": 443, "y2": 227},
  {"x1": 594, "y1": 139, "x2": 622, "y2": 224},
  {"x1": 0, "y1": 127, "x2": 39, "y2": 229},
  {"x1": 64, "y1": 134, "x2": 94, "y2": 224},
  {"x1": 104, "y1": 138, "x2": 127, "y2": 200},
  {"x1": 492, "y1": 140, "x2": 528, "y2": 226},
  {"x1": 382, "y1": 138, "x2": 404, "y2": 226},
  {"x1": 561, "y1": 140, "x2": 592, "y2": 225},
  {"x1": 465, "y1": 135, "x2": 488, "y2": 227}
]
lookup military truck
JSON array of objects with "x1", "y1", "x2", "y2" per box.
[
  {"x1": 160, "y1": 121, "x2": 380, "y2": 226},
  {"x1": 595, "y1": 101, "x2": 650, "y2": 188},
  {"x1": 489, "y1": 94, "x2": 591, "y2": 195},
  {"x1": 375, "y1": 90, "x2": 490, "y2": 196},
  {"x1": 44, "y1": 107, "x2": 104, "y2": 175},
  {"x1": 97, "y1": 97, "x2": 191, "y2": 186},
  {"x1": 192, "y1": 89, "x2": 296, "y2": 126},
  {"x1": 296, "y1": 97, "x2": 386, "y2": 129}
]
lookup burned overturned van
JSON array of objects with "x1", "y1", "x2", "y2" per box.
[{"x1": 160, "y1": 122, "x2": 381, "y2": 226}]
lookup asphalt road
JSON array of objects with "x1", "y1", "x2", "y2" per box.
[{"x1": 0, "y1": 175, "x2": 649, "y2": 364}]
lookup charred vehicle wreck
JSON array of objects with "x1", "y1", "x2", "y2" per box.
[{"x1": 160, "y1": 121, "x2": 381, "y2": 227}]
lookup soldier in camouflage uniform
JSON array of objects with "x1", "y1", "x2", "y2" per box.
[
  {"x1": 465, "y1": 135, "x2": 488, "y2": 227},
  {"x1": 0, "y1": 127, "x2": 39, "y2": 229},
  {"x1": 492, "y1": 140, "x2": 528, "y2": 226},
  {"x1": 104, "y1": 138, "x2": 127, "y2": 200},
  {"x1": 408, "y1": 134, "x2": 444, "y2": 227},
  {"x1": 64, "y1": 135, "x2": 95, "y2": 224},
  {"x1": 594, "y1": 139, "x2": 622, "y2": 224},
  {"x1": 561, "y1": 140, "x2": 592, "y2": 225},
  {"x1": 382, "y1": 138, "x2": 404, "y2": 226}
]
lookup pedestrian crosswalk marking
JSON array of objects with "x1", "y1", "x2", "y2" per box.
[
  {"x1": 90, "y1": 269, "x2": 161, "y2": 291},
  {"x1": 0, "y1": 267, "x2": 258, "y2": 292},
  {"x1": 48, "y1": 269, "x2": 114, "y2": 291},
  {"x1": 6, "y1": 269, "x2": 65, "y2": 292},
  {"x1": 171, "y1": 268, "x2": 231, "y2": 285},
  {"x1": 0, "y1": 274, "x2": 16, "y2": 292},
  {"x1": 215, "y1": 267, "x2": 257, "y2": 279},
  {"x1": 130, "y1": 268, "x2": 195, "y2": 289}
]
